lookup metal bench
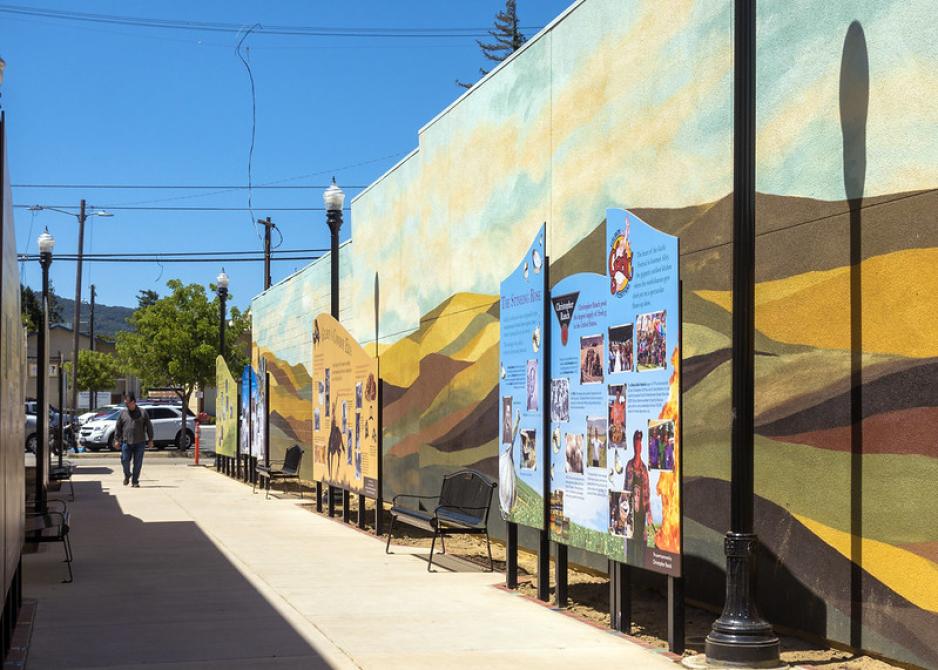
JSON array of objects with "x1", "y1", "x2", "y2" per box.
[
  {"x1": 386, "y1": 469, "x2": 496, "y2": 572},
  {"x1": 49, "y1": 461, "x2": 76, "y2": 501},
  {"x1": 25, "y1": 499, "x2": 73, "y2": 583},
  {"x1": 254, "y1": 445, "x2": 304, "y2": 499}
]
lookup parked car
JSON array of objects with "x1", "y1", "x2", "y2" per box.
[
  {"x1": 77, "y1": 405, "x2": 120, "y2": 426},
  {"x1": 79, "y1": 405, "x2": 195, "y2": 452},
  {"x1": 25, "y1": 403, "x2": 77, "y2": 452}
]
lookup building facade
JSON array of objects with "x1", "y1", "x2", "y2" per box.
[{"x1": 251, "y1": 1, "x2": 938, "y2": 666}]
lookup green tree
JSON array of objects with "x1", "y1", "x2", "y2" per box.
[
  {"x1": 136, "y1": 289, "x2": 159, "y2": 310},
  {"x1": 21, "y1": 283, "x2": 62, "y2": 330},
  {"x1": 116, "y1": 280, "x2": 249, "y2": 445},
  {"x1": 457, "y1": 0, "x2": 527, "y2": 89},
  {"x1": 64, "y1": 350, "x2": 122, "y2": 395}
]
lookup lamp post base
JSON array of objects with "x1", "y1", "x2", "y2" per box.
[{"x1": 704, "y1": 532, "x2": 781, "y2": 668}]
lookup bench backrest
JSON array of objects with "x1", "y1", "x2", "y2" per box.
[
  {"x1": 437, "y1": 469, "x2": 496, "y2": 527},
  {"x1": 282, "y1": 445, "x2": 304, "y2": 475}
]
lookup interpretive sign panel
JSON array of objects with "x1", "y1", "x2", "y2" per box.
[
  {"x1": 312, "y1": 314, "x2": 379, "y2": 497},
  {"x1": 239, "y1": 364, "x2": 254, "y2": 456},
  {"x1": 253, "y1": 358, "x2": 267, "y2": 461},
  {"x1": 549, "y1": 209, "x2": 681, "y2": 576},
  {"x1": 215, "y1": 356, "x2": 237, "y2": 457},
  {"x1": 498, "y1": 224, "x2": 547, "y2": 528}
]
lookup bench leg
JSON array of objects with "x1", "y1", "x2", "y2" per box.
[
  {"x1": 62, "y1": 535, "x2": 73, "y2": 583},
  {"x1": 69, "y1": 479, "x2": 76, "y2": 502},
  {"x1": 385, "y1": 516, "x2": 395, "y2": 554},
  {"x1": 439, "y1": 532, "x2": 446, "y2": 555},
  {"x1": 485, "y1": 531, "x2": 494, "y2": 572},
  {"x1": 253, "y1": 475, "x2": 257, "y2": 494},
  {"x1": 265, "y1": 477, "x2": 271, "y2": 500},
  {"x1": 428, "y1": 529, "x2": 438, "y2": 572}
]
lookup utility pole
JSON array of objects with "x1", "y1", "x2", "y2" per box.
[
  {"x1": 259, "y1": 216, "x2": 275, "y2": 290},
  {"x1": 89, "y1": 284, "x2": 96, "y2": 409},
  {"x1": 71, "y1": 199, "x2": 86, "y2": 415}
]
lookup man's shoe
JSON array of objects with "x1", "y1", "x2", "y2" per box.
[
  {"x1": 123, "y1": 476, "x2": 130, "y2": 486},
  {"x1": 132, "y1": 482, "x2": 140, "y2": 488}
]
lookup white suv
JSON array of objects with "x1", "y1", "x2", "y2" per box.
[{"x1": 79, "y1": 405, "x2": 195, "y2": 452}]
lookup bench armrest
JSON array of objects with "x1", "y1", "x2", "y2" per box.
[{"x1": 392, "y1": 493, "x2": 438, "y2": 505}]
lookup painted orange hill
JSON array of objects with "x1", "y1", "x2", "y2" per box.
[
  {"x1": 767, "y1": 406, "x2": 938, "y2": 458},
  {"x1": 696, "y1": 247, "x2": 938, "y2": 358}
]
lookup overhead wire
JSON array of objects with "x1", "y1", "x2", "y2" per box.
[{"x1": 0, "y1": 4, "x2": 542, "y2": 37}]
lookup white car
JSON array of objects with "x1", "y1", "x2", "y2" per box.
[
  {"x1": 79, "y1": 405, "x2": 195, "y2": 452},
  {"x1": 78, "y1": 405, "x2": 120, "y2": 426}
]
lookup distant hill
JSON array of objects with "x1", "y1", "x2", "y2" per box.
[{"x1": 53, "y1": 295, "x2": 135, "y2": 339}]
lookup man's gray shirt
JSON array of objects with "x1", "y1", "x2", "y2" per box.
[{"x1": 115, "y1": 407, "x2": 153, "y2": 445}]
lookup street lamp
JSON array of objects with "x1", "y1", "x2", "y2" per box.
[
  {"x1": 323, "y1": 177, "x2": 345, "y2": 518},
  {"x1": 703, "y1": 1, "x2": 781, "y2": 666},
  {"x1": 35, "y1": 227, "x2": 55, "y2": 513},
  {"x1": 216, "y1": 269, "x2": 229, "y2": 359},
  {"x1": 29, "y1": 202, "x2": 113, "y2": 418},
  {"x1": 323, "y1": 178, "x2": 345, "y2": 321}
]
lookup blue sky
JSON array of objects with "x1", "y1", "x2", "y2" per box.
[{"x1": 1, "y1": 0, "x2": 572, "y2": 312}]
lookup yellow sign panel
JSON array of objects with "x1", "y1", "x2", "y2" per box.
[
  {"x1": 312, "y1": 314, "x2": 379, "y2": 497},
  {"x1": 215, "y1": 355, "x2": 238, "y2": 457}
]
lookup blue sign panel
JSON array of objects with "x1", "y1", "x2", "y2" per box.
[
  {"x1": 498, "y1": 224, "x2": 546, "y2": 529},
  {"x1": 549, "y1": 209, "x2": 681, "y2": 576}
]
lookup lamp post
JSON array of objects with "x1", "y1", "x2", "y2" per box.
[
  {"x1": 28, "y1": 203, "x2": 113, "y2": 418},
  {"x1": 323, "y1": 178, "x2": 345, "y2": 518},
  {"x1": 704, "y1": 1, "x2": 781, "y2": 666},
  {"x1": 217, "y1": 269, "x2": 229, "y2": 359},
  {"x1": 35, "y1": 228, "x2": 55, "y2": 513}
]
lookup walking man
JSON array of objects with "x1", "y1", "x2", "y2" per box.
[{"x1": 115, "y1": 393, "x2": 153, "y2": 488}]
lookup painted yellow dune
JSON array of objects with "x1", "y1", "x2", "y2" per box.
[
  {"x1": 696, "y1": 248, "x2": 938, "y2": 357},
  {"x1": 795, "y1": 514, "x2": 938, "y2": 613},
  {"x1": 379, "y1": 293, "x2": 498, "y2": 388}
]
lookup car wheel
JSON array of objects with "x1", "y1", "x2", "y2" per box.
[
  {"x1": 175, "y1": 430, "x2": 193, "y2": 451},
  {"x1": 25, "y1": 434, "x2": 37, "y2": 453},
  {"x1": 108, "y1": 435, "x2": 117, "y2": 451},
  {"x1": 88, "y1": 446, "x2": 100, "y2": 453}
]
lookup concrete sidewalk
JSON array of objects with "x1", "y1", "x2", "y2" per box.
[{"x1": 23, "y1": 458, "x2": 678, "y2": 669}]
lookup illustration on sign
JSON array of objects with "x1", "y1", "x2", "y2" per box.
[
  {"x1": 312, "y1": 314, "x2": 379, "y2": 497},
  {"x1": 498, "y1": 224, "x2": 547, "y2": 528},
  {"x1": 215, "y1": 356, "x2": 238, "y2": 458},
  {"x1": 549, "y1": 209, "x2": 681, "y2": 577}
]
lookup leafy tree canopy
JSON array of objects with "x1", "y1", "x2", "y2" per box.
[
  {"x1": 136, "y1": 289, "x2": 159, "y2": 310},
  {"x1": 63, "y1": 349, "x2": 122, "y2": 392},
  {"x1": 21, "y1": 283, "x2": 62, "y2": 331},
  {"x1": 116, "y1": 280, "x2": 249, "y2": 407}
]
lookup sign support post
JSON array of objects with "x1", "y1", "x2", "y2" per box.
[{"x1": 506, "y1": 523, "x2": 518, "y2": 589}]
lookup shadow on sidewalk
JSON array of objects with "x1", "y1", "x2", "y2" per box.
[{"x1": 24, "y1": 480, "x2": 332, "y2": 669}]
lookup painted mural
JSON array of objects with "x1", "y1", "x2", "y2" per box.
[{"x1": 251, "y1": 1, "x2": 938, "y2": 666}]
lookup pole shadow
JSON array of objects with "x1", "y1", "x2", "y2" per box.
[{"x1": 839, "y1": 19, "x2": 869, "y2": 653}]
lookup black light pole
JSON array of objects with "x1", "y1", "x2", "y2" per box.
[
  {"x1": 217, "y1": 269, "x2": 230, "y2": 358},
  {"x1": 89, "y1": 283, "x2": 96, "y2": 409},
  {"x1": 35, "y1": 228, "x2": 55, "y2": 513},
  {"x1": 27, "y1": 203, "x2": 113, "y2": 418},
  {"x1": 324, "y1": 178, "x2": 345, "y2": 519},
  {"x1": 259, "y1": 217, "x2": 275, "y2": 290},
  {"x1": 704, "y1": 1, "x2": 780, "y2": 666}
]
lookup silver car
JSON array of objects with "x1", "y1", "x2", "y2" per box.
[{"x1": 79, "y1": 405, "x2": 195, "y2": 452}]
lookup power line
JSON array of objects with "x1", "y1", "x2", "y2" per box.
[
  {"x1": 12, "y1": 183, "x2": 367, "y2": 189},
  {"x1": 17, "y1": 255, "x2": 323, "y2": 264},
  {"x1": 0, "y1": 4, "x2": 543, "y2": 38},
  {"x1": 18, "y1": 248, "x2": 328, "y2": 258},
  {"x1": 15, "y1": 205, "x2": 349, "y2": 211}
]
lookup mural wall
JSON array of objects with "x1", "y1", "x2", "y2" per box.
[
  {"x1": 0, "y1": 113, "x2": 25, "y2": 601},
  {"x1": 251, "y1": 1, "x2": 938, "y2": 666}
]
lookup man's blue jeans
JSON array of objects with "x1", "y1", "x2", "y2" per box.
[{"x1": 121, "y1": 442, "x2": 146, "y2": 485}]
